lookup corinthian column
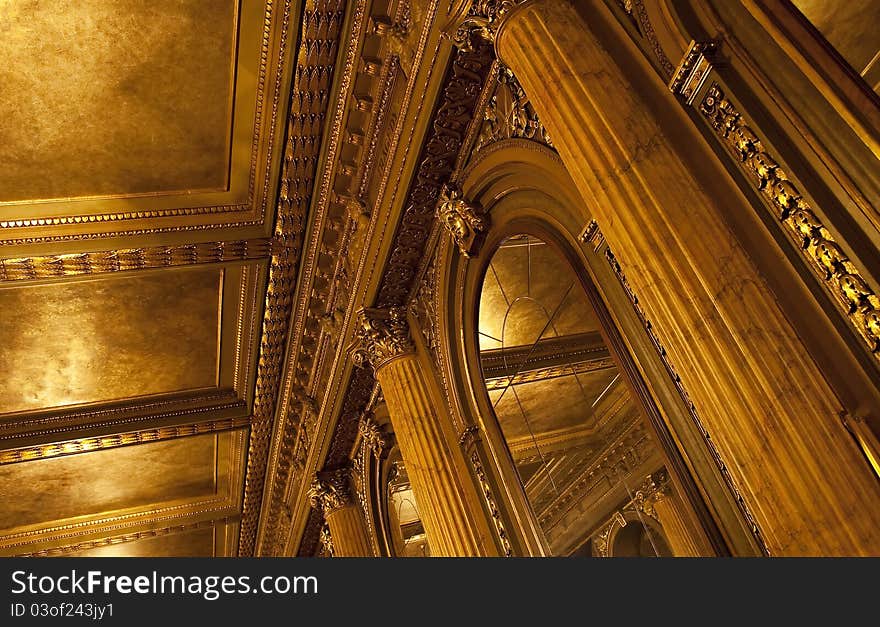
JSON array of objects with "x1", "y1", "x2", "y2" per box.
[
  {"x1": 356, "y1": 306, "x2": 498, "y2": 556},
  {"x1": 308, "y1": 468, "x2": 374, "y2": 557},
  {"x1": 476, "y1": 0, "x2": 880, "y2": 555}
]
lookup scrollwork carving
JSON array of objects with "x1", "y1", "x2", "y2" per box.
[
  {"x1": 436, "y1": 183, "x2": 489, "y2": 257},
  {"x1": 308, "y1": 467, "x2": 356, "y2": 515},
  {"x1": 358, "y1": 412, "x2": 389, "y2": 458},
  {"x1": 319, "y1": 522, "x2": 334, "y2": 557},
  {"x1": 474, "y1": 65, "x2": 552, "y2": 152},
  {"x1": 354, "y1": 306, "x2": 416, "y2": 369},
  {"x1": 699, "y1": 83, "x2": 880, "y2": 360},
  {"x1": 450, "y1": 0, "x2": 521, "y2": 51}
]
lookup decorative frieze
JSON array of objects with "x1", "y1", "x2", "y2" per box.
[
  {"x1": 0, "y1": 239, "x2": 271, "y2": 282},
  {"x1": 238, "y1": 0, "x2": 348, "y2": 557},
  {"x1": 698, "y1": 83, "x2": 880, "y2": 362},
  {"x1": 668, "y1": 40, "x2": 716, "y2": 105}
]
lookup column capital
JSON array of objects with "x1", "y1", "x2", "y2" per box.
[
  {"x1": 354, "y1": 306, "x2": 415, "y2": 370},
  {"x1": 358, "y1": 411, "x2": 390, "y2": 458},
  {"x1": 308, "y1": 467, "x2": 355, "y2": 515},
  {"x1": 436, "y1": 183, "x2": 489, "y2": 257}
]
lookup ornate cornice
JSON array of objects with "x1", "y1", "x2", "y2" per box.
[
  {"x1": 255, "y1": 0, "x2": 373, "y2": 557},
  {"x1": 355, "y1": 306, "x2": 416, "y2": 370},
  {"x1": 375, "y1": 40, "x2": 495, "y2": 306},
  {"x1": 698, "y1": 84, "x2": 880, "y2": 363},
  {"x1": 293, "y1": 19, "x2": 495, "y2": 558},
  {"x1": 16, "y1": 518, "x2": 233, "y2": 558},
  {"x1": 0, "y1": 416, "x2": 251, "y2": 466},
  {"x1": 237, "y1": 0, "x2": 348, "y2": 557},
  {"x1": 613, "y1": 0, "x2": 675, "y2": 79},
  {"x1": 0, "y1": 239, "x2": 271, "y2": 283},
  {"x1": 308, "y1": 467, "x2": 356, "y2": 514}
]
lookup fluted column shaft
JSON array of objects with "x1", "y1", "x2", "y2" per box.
[
  {"x1": 495, "y1": 0, "x2": 880, "y2": 555},
  {"x1": 308, "y1": 469, "x2": 373, "y2": 557},
  {"x1": 325, "y1": 504, "x2": 373, "y2": 557},
  {"x1": 357, "y1": 307, "x2": 497, "y2": 556}
]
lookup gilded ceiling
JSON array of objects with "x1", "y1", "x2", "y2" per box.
[
  {"x1": 0, "y1": 0, "x2": 293, "y2": 245},
  {"x1": 0, "y1": 0, "x2": 237, "y2": 201},
  {"x1": 0, "y1": 0, "x2": 298, "y2": 557}
]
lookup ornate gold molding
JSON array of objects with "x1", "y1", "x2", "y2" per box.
[
  {"x1": 668, "y1": 40, "x2": 716, "y2": 105},
  {"x1": 291, "y1": 24, "x2": 494, "y2": 558},
  {"x1": 614, "y1": 0, "x2": 675, "y2": 79},
  {"x1": 308, "y1": 467, "x2": 356, "y2": 515},
  {"x1": 0, "y1": 389, "x2": 241, "y2": 440},
  {"x1": 0, "y1": 416, "x2": 252, "y2": 466},
  {"x1": 358, "y1": 413, "x2": 390, "y2": 458},
  {"x1": 436, "y1": 183, "x2": 489, "y2": 257},
  {"x1": 699, "y1": 84, "x2": 880, "y2": 362},
  {"x1": 237, "y1": 0, "x2": 348, "y2": 557},
  {"x1": 0, "y1": 239, "x2": 271, "y2": 282},
  {"x1": 375, "y1": 39, "x2": 495, "y2": 307},
  {"x1": 472, "y1": 65, "x2": 552, "y2": 154},
  {"x1": 469, "y1": 448, "x2": 513, "y2": 557},
  {"x1": 16, "y1": 518, "x2": 233, "y2": 558},
  {"x1": 631, "y1": 469, "x2": 670, "y2": 520},
  {"x1": 319, "y1": 522, "x2": 334, "y2": 557},
  {"x1": 449, "y1": 0, "x2": 522, "y2": 50},
  {"x1": 354, "y1": 306, "x2": 416, "y2": 370}
]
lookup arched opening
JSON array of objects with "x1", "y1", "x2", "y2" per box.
[{"x1": 473, "y1": 230, "x2": 682, "y2": 556}]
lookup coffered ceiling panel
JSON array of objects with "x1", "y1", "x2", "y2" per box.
[
  {"x1": 0, "y1": 428, "x2": 247, "y2": 556},
  {"x1": 0, "y1": 267, "x2": 222, "y2": 414},
  {"x1": 0, "y1": 0, "x2": 299, "y2": 245},
  {"x1": 0, "y1": 434, "x2": 216, "y2": 530},
  {"x1": 0, "y1": 0, "x2": 236, "y2": 202}
]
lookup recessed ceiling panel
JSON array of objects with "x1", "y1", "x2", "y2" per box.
[
  {"x1": 0, "y1": 267, "x2": 222, "y2": 414},
  {"x1": 0, "y1": 433, "x2": 217, "y2": 531},
  {"x1": 0, "y1": 0, "x2": 237, "y2": 202}
]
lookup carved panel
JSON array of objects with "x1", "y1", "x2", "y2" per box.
[
  {"x1": 471, "y1": 65, "x2": 552, "y2": 154},
  {"x1": 237, "y1": 0, "x2": 348, "y2": 556},
  {"x1": 375, "y1": 41, "x2": 495, "y2": 307},
  {"x1": 699, "y1": 84, "x2": 880, "y2": 363}
]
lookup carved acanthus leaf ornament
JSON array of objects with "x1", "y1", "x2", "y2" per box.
[{"x1": 354, "y1": 306, "x2": 415, "y2": 370}]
